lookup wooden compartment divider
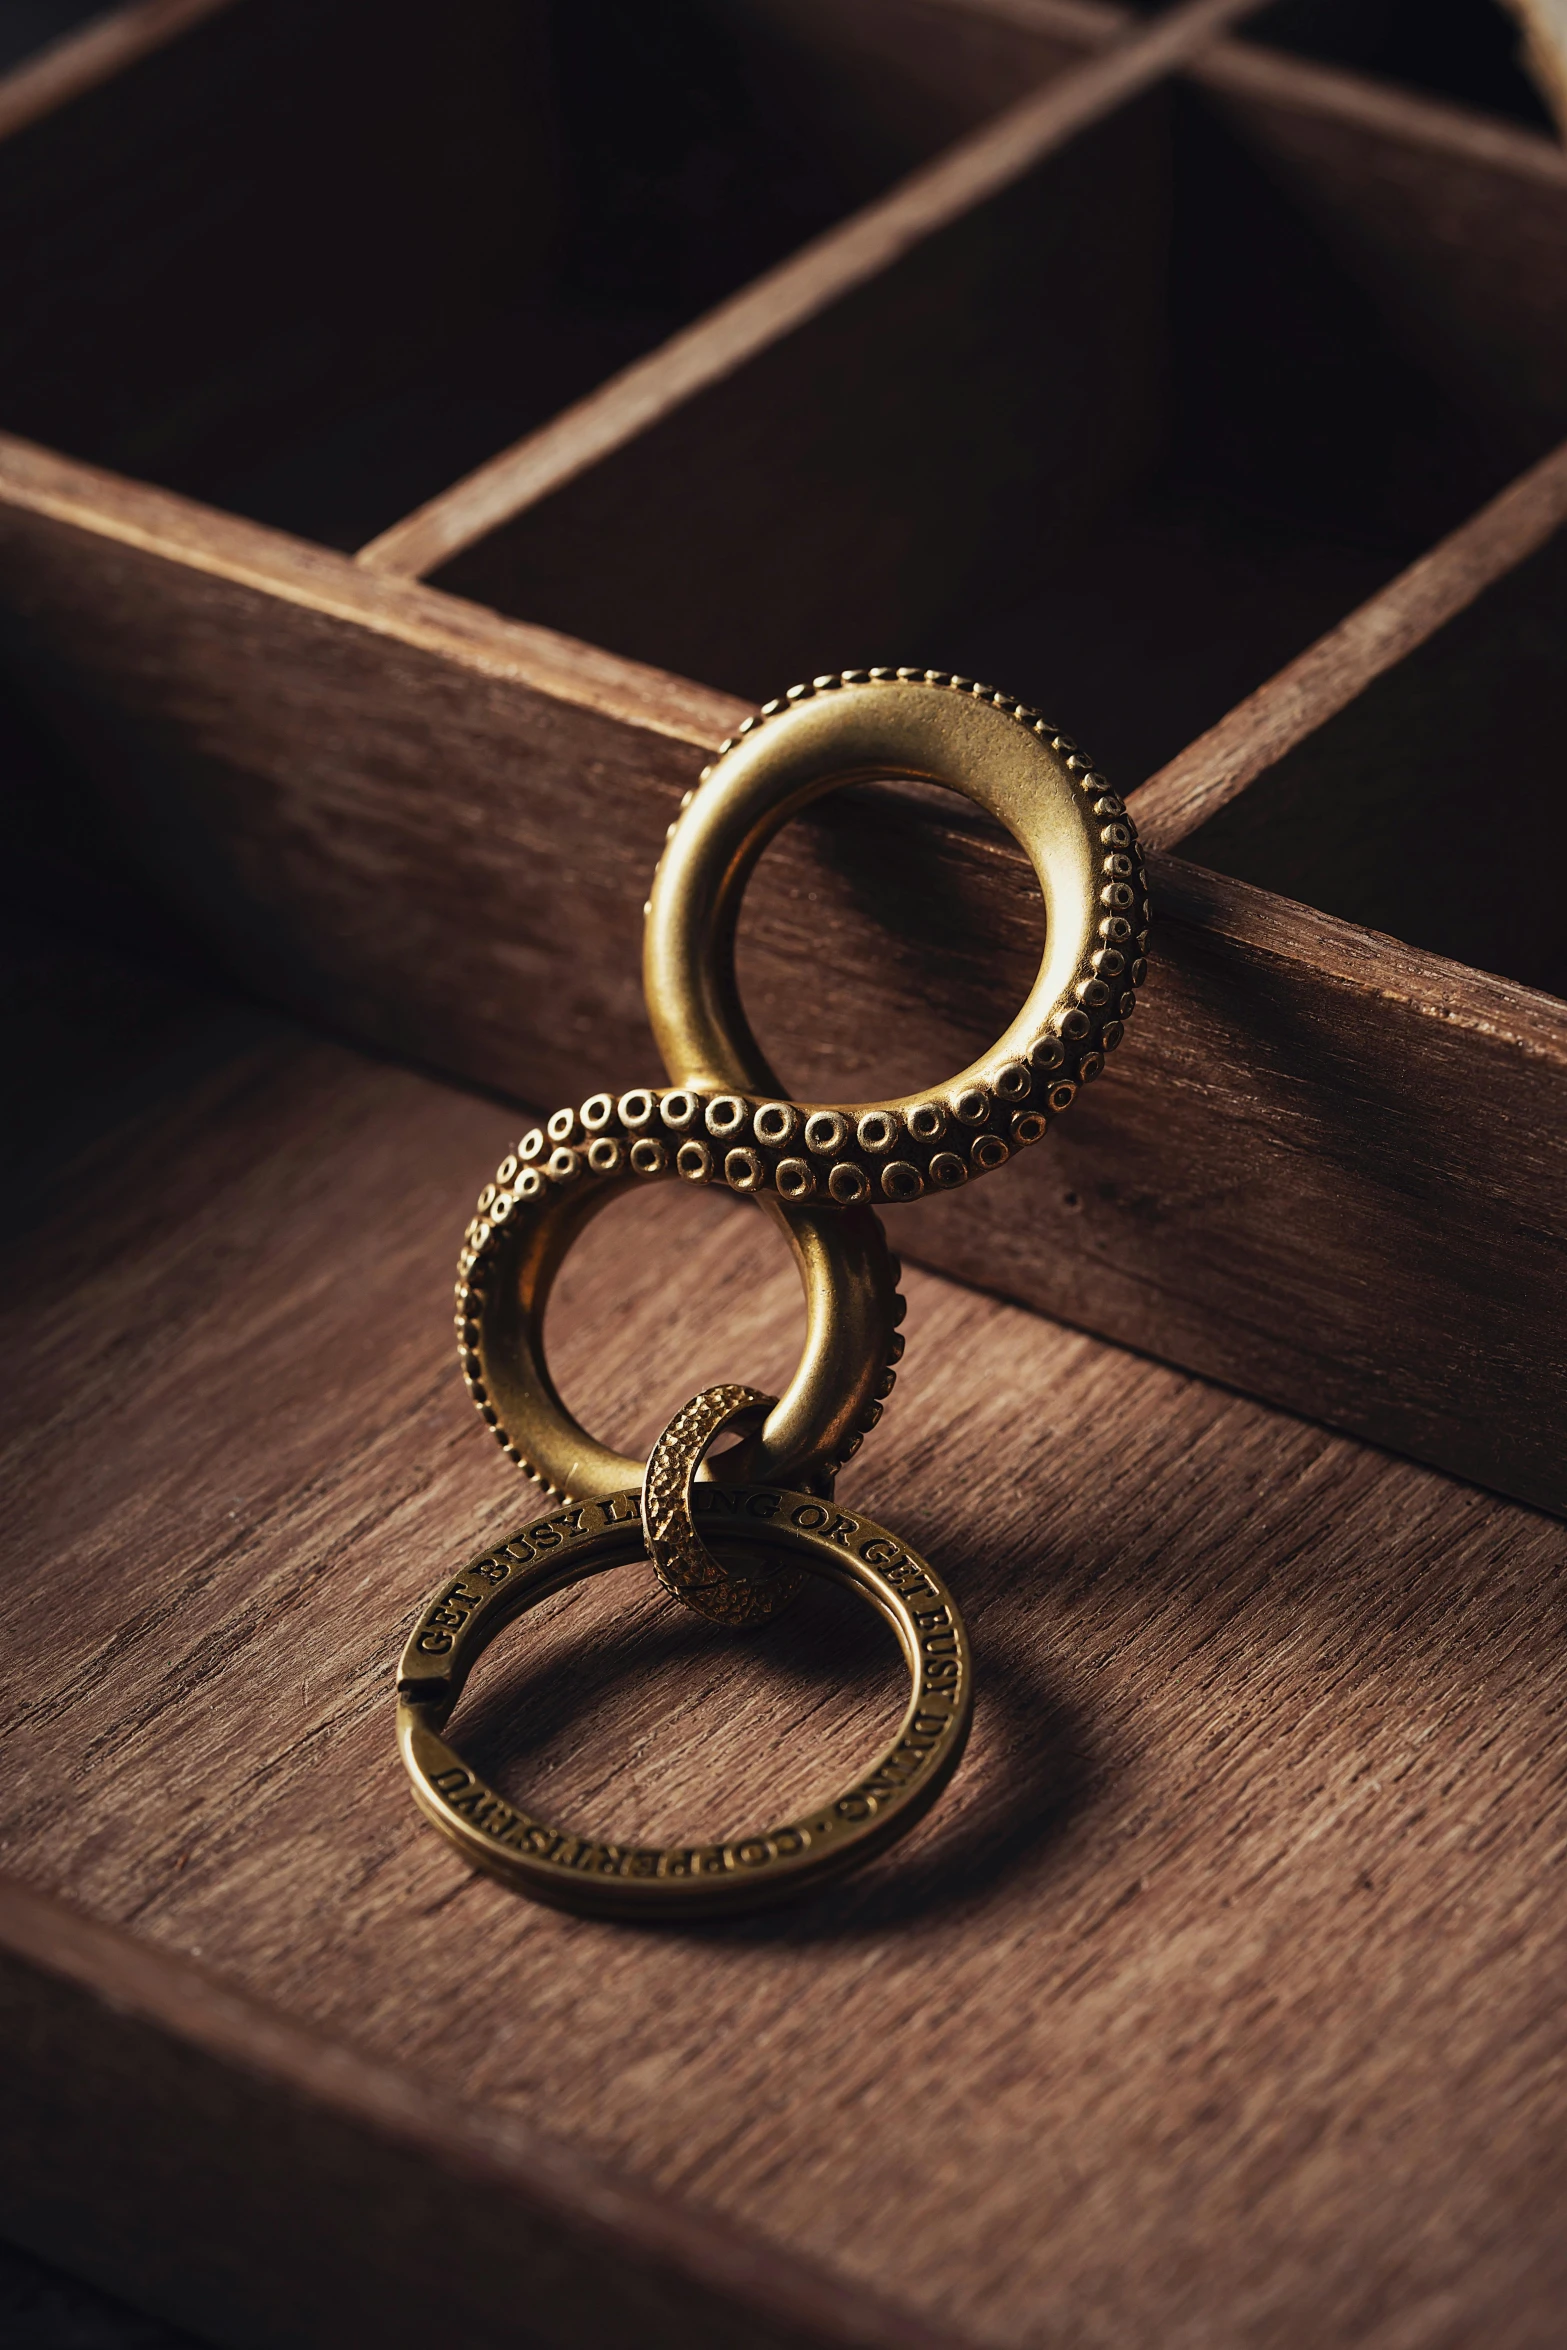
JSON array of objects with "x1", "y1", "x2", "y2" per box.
[
  {"x1": 6, "y1": 0, "x2": 1031, "y2": 551},
  {"x1": 356, "y1": 0, "x2": 1271, "y2": 583},
  {"x1": 363, "y1": 0, "x2": 1567, "y2": 606},
  {"x1": 1130, "y1": 432, "x2": 1567, "y2": 848}
]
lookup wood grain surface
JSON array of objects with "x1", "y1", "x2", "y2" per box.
[
  {"x1": 0, "y1": 1877, "x2": 962, "y2": 2350},
  {"x1": 2, "y1": 7, "x2": 1564, "y2": 2338},
  {"x1": 382, "y1": 16, "x2": 1566, "y2": 744},
  {"x1": 0, "y1": 439, "x2": 1561, "y2": 1513},
  {"x1": 368, "y1": 0, "x2": 1567, "y2": 649},
  {"x1": 3, "y1": 925, "x2": 1565, "y2": 2348}
]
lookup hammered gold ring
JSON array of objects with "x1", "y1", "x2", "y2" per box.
[
  {"x1": 397, "y1": 1485, "x2": 973, "y2": 1917},
  {"x1": 642, "y1": 670, "x2": 1150, "y2": 1204},
  {"x1": 456, "y1": 1142, "x2": 904, "y2": 1502}
]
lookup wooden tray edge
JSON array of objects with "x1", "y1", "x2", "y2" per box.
[
  {"x1": 5, "y1": 424, "x2": 1559, "y2": 1064},
  {"x1": 0, "y1": 1873, "x2": 974, "y2": 2350},
  {"x1": 0, "y1": 427, "x2": 749, "y2": 754}
]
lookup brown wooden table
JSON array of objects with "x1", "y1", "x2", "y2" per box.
[{"x1": 4, "y1": 912, "x2": 1563, "y2": 2349}]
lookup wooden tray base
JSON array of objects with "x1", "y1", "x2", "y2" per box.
[{"x1": 3, "y1": 924, "x2": 1563, "y2": 2348}]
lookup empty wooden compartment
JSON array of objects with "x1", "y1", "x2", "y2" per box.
[{"x1": 1, "y1": 0, "x2": 1011, "y2": 547}]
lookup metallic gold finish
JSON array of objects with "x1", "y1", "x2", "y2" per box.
[
  {"x1": 396, "y1": 1484, "x2": 973, "y2": 1917},
  {"x1": 645, "y1": 671, "x2": 1149, "y2": 1182},
  {"x1": 476, "y1": 1074, "x2": 1080, "y2": 1220},
  {"x1": 456, "y1": 1133, "x2": 905, "y2": 1501},
  {"x1": 643, "y1": 1383, "x2": 802, "y2": 1626},
  {"x1": 411, "y1": 663, "x2": 1131, "y2": 1911}
]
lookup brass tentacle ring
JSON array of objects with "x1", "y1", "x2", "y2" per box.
[
  {"x1": 397, "y1": 1484, "x2": 973, "y2": 1917},
  {"x1": 409, "y1": 663, "x2": 1146, "y2": 1914},
  {"x1": 456, "y1": 1134, "x2": 905, "y2": 1501},
  {"x1": 643, "y1": 1383, "x2": 803, "y2": 1627},
  {"x1": 644, "y1": 670, "x2": 1149, "y2": 1202}
]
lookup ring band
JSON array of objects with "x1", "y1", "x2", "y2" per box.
[
  {"x1": 397, "y1": 1485, "x2": 973, "y2": 1917},
  {"x1": 458, "y1": 1136, "x2": 904, "y2": 1500},
  {"x1": 644, "y1": 672, "x2": 1149, "y2": 1192},
  {"x1": 643, "y1": 1382, "x2": 802, "y2": 1626},
  {"x1": 482, "y1": 1076, "x2": 1066, "y2": 1211}
]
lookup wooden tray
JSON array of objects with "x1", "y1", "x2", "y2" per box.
[
  {"x1": 1, "y1": 0, "x2": 1563, "y2": 1515},
  {"x1": 1, "y1": 5, "x2": 1565, "y2": 2343}
]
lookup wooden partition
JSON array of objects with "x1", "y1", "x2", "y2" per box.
[
  {"x1": 3, "y1": 0, "x2": 1563, "y2": 1510},
  {"x1": 1, "y1": 5, "x2": 1565, "y2": 2343}
]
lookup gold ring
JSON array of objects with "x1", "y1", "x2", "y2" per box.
[
  {"x1": 397, "y1": 1485, "x2": 973, "y2": 1917},
  {"x1": 643, "y1": 1382, "x2": 802, "y2": 1627},
  {"x1": 643, "y1": 670, "x2": 1149, "y2": 1200},
  {"x1": 456, "y1": 1136, "x2": 904, "y2": 1500}
]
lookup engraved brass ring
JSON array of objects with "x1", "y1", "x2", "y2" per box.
[
  {"x1": 643, "y1": 1382, "x2": 803, "y2": 1627},
  {"x1": 456, "y1": 1134, "x2": 904, "y2": 1501},
  {"x1": 397, "y1": 1485, "x2": 973, "y2": 1917},
  {"x1": 644, "y1": 670, "x2": 1150, "y2": 1203}
]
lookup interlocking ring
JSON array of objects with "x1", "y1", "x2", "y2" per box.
[
  {"x1": 642, "y1": 670, "x2": 1148, "y2": 1205},
  {"x1": 642, "y1": 1383, "x2": 803, "y2": 1628},
  {"x1": 397, "y1": 1484, "x2": 973, "y2": 1917},
  {"x1": 456, "y1": 1144, "x2": 904, "y2": 1502},
  {"x1": 407, "y1": 663, "x2": 1145, "y2": 1917}
]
